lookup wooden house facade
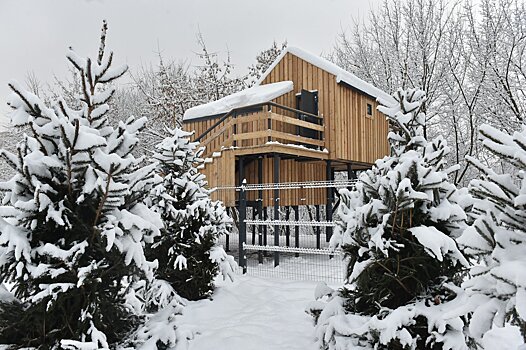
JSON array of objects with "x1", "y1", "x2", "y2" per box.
[{"x1": 183, "y1": 47, "x2": 392, "y2": 211}]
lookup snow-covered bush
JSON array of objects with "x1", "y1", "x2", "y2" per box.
[
  {"x1": 0, "y1": 22, "x2": 162, "y2": 348},
  {"x1": 458, "y1": 123, "x2": 526, "y2": 343},
  {"x1": 310, "y1": 89, "x2": 471, "y2": 349},
  {"x1": 147, "y1": 128, "x2": 235, "y2": 300}
]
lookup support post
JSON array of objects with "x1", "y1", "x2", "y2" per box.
[
  {"x1": 294, "y1": 205, "x2": 299, "y2": 257},
  {"x1": 257, "y1": 157, "x2": 263, "y2": 264},
  {"x1": 347, "y1": 163, "x2": 357, "y2": 190},
  {"x1": 316, "y1": 205, "x2": 321, "y2": 249},
  {"x1": 238, "y1": 157, "x2": 247, "y2": 273},
  {"x1": 326, "y1": 160, "x2": 333, "y2": 242},
  {"x1": 273, "y1": 153, "x2": 280, "y2": 267},
  {"x1": 251, "y1": 205, "x2": 256, "y2": 245},
  {"x1": 225, "y1": 207, "x2": 232, "y2": 252},
  {"x1": 263, "y1": 207, "x2": 268, "y2": 247}
]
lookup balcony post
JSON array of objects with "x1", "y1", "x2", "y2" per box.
[
  {"x1": 267, "y1": 108, "x2": 272, "y2": 143},
  {"x1": 273, "y1": 153, "x2": 280, "y2": 267},
  {"x1": 233, "y1": 110, "x2": 238, "y2": 147}
]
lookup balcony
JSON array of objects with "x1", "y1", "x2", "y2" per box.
[{"x1": 194, "y1": 102, "x2": 326, "y2": 159}]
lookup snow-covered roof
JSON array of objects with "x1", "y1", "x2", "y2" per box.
[
  {"x1": 256, "y1": 46, "x2": 394, "y2": 104},
  {"x1": 183, "y1": 81, "x2": 294, "y2": 121}
]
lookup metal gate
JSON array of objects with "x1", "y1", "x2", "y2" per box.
[{"x1": 215, "y1": 180, "x2": 355, "y2": 283}]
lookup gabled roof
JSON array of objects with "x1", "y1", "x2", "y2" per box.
[
  {"x1": 256, "y1": 46, "x2": 394, "y2": 104},
  {"x1": 183, "y1": 81, "x2": 294, "y2": 121}
]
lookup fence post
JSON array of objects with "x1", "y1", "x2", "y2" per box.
[
  {"x1": 294, "y1": 205, "x2": 300, "y2": 257},
  {"x1": 326, "y1": 160, "x2": 333, "y2": 241},
  {"x1": 316, "y1": 205, "x2": 321, "y2": 249},
  {"x1": 257, "y1": 156, "x2": 263, "y2": 264},
  {"x1": 285, "y1": 206, "x2": 291, "y2": 247},
  {"x1": 273, "y1": 153, "x2": 280, "y2": 267},
  {"x1": 238, "y1": 156, "x2": 247, "y2": 273},
  {"x1": 347, "y1": 163, "x2": 357, "y2": 183}
]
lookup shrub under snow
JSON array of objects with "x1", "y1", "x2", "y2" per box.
[
  {"x1": 147, "y1": 128, "x2": 235, "y2": 300},
  {"x1": 458, "y1": 122, "x2": 526, "y2": 344},
  {"x1": 309, "y1": 89, "x2": 471, "y2": 350}
]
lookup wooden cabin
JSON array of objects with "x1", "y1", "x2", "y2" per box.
[{"x1": 183, "y1": 47, "x2": 392, "y2": 211}]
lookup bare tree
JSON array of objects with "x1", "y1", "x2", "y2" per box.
[
  {"x1": 247, "y1": 40, "x2": 287, "y2": 87},
  {"x1": 193, "y1": 32, "x2": 247, "y2": 103},
  {"x1": 130, "y1": 54, "x2": 195, "y2": 130},
  {"x1": 477, "y1": 0, "x2": 526, "y2": 130},
  {"x1": 332, "y1": 0, "x2": 526, "y2": 185}
]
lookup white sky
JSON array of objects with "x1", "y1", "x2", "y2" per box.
[{"x1": 0, "y1": 0, "x2": 378, "y2": 130}]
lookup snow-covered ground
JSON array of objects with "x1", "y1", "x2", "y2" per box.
[
  {"x1": 178, "y1": 275, "x2": 319, "y2": 350},
  {"x1": 178, "y1": 273, "x2": 526, "y2": 350}
]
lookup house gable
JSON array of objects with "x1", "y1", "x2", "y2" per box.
[
  {"x1": 257, "y1": 46, "x2": 393, "y2": 104},
  {"x1": 259, "y1": 48, "x2": 390, "y2": 164}
]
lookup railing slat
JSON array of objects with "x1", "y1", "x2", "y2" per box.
[
  {"x1": 200, "y1": 118, "x2": 235, "y2": 148},
  {"x1": 269, "y1": 113, "x2": 324, "y2": 132},
  {"x1": 194, "y1": 101, "x2": 326, "y2": 152},
  {"x1": 268, "y1": 130, "x2": 325, "y2": 147}
]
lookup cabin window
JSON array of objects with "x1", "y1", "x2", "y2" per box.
[{"x1": 366, "y1": 103, "x2": 373, "y2": 116}]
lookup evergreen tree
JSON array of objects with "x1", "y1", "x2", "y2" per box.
[
  {"x1": 147, "y1": 128, "x2": 234, "y2": 300},
  {"x1": 458, "y1": 123, "x2": 526, "y2": 342},
  {"x1": 0, "y1": 22, "x2": 161, "y2": 348},
  {"x1": 311, "y1": 89, "x2": 471, "y2": 350}
]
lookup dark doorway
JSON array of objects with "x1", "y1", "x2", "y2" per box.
[{"x1": 296, "y1": 90, "x2": 319, "y2": 141}]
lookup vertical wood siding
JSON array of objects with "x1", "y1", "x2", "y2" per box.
[{"x1": 183, "y1": 51, "x2": 390, "y2": 207}]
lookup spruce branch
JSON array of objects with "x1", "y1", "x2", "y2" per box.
[{"x1": 98, "y1": 20, "x2": 108, "y2": 66}]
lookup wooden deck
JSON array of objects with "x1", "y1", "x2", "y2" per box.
[
  {"x1": 185, "y1": 102, "x2": 325, "y2": 160},
  {"x1": 231, "y1": 143, "x2": 328, "y2": 159}
]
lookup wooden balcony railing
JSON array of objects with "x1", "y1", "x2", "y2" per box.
[{"x1": 194, "y1": 102, "x2": 324, "y2": 158}]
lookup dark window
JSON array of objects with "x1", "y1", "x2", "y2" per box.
[{"x1": 367, "y1": 103, "x2": 373, "y2": 116}]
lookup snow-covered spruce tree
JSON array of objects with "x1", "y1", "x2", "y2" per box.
[
  {"x1": 310, "y1": 89, "x2": 471, "y2": 350},
  {"x1": 147, "y1": 128, "x2": 234, "y2": 300},
  {"x1": 0, "y1": 22, "x2": 162, "y2": 348},
  {"x1": 458, "y1": 124, "x2": 526, "y2": 342}
]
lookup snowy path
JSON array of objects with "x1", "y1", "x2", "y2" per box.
[{"x1": 178, "y1": 275, "x2": 319, "y2": 350}]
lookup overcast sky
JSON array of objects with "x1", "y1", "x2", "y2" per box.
[{"x1": 0, "y1": 0, "x2": 378, "y2": 129}]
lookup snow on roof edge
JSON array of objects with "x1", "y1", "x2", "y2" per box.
[
  {"x1": 256, "y1": 46, "x2": 395, "y2": 104},
  {"x1": 183, "y1": 81, "x2": 294, "y2": 121}
]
